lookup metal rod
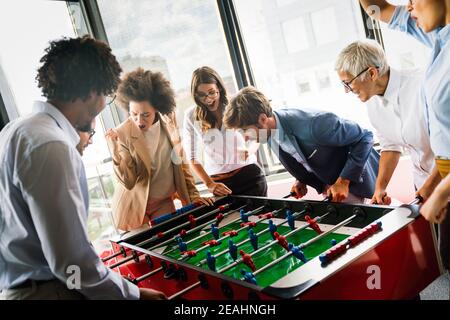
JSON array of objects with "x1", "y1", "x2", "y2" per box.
[
  {"x1": 197, "y1": 198, "x2": 331, "y2": 266},
  {"x1": 164, "y1": 205, "x2": 265, "y2": 256},
  {"x1": 217, "y1": 209, "x2": 333, "y2": 274},
  {"x1": 109, "y1": 255, "x2": 135, "y2": 269},
  {"x1": 168, "y1": 281, "x2": 201, "y2": 300},
  {"x1": 133, "y1": 267, "x2": 163, "y2": 284},
  {"x1": 409, "y1": 196, "x2": 423, "y2": 205},
  {"x1": 149, "y1": 204, "x2": 247, "y2": 251},
  {"x1": 197, "y1": 206, "x2": 305, "y2": 265},
  {"x1": 101, "y1": 250, "x2": 123, "y2": 263},
  {"x1": 150, "y1": 196, "x2": 228, "y2": 226},
  {"x1": 137, "y1": 203, "x2": 233, "y2": 247},
  {"x1": 180, "y1": 207, "x2": 285, "y2": 260},
  {"x1": 282, "y1": 192, "x2": 295, "y2": 199},
  {"x1": 252, "y1": 213, "x2": 357, "y2": 276}
]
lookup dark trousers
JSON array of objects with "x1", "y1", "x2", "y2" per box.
[{"x1": 215, "y1": 164, "x2": 267, "y2": 197}]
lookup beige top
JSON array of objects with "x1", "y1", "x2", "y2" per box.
[
  {"x1": 109, "y1": 113, "x2": 200, "y2": 231},
  {"x1": 144, "y1": 120, "x2": 176, "y2": 216}
]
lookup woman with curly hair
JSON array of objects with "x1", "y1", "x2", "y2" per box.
[
  {"x1": 106, "y1": 68, "x2": 213, "y2": 231},
  {"x1": 183, "y1": 66, "x2": 267, "y2": 197}
]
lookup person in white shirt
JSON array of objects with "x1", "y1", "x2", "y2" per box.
[
  {"x1": 0, "y1": 36, "x2": 165, "y2": 300},
  {"x1": 335, "y1": 39, "x2": 439, "y2": 205},
  {"x1": 183, "y1": 66, "x2": 267, "y2": 197}
]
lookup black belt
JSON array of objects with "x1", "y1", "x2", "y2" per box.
[{"x1": 9, "y1": 279, "x2": 56, "y2": 290}]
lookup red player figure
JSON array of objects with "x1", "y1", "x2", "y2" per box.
[
  {"x1": 305, "y1": 215, "x2": 322, "y2": 234},
  {"x1": 258, "y1": 212, "x2": 274, "y2": 219},
  {"x1": 182, "y1": 250, "x2": 197, "y2": 257},
  {"x1": 215, "y1": 213, "x2": 224, "y2": 225},
  {"x1": 223, "y1": 230, "x2": 238, "y2": 237},
  {"x1": 203, "y1": 239, "x2": 221, "y2": 247},
  {"x1": 157, "y1": 232, "x2": 165, "y2": 238},
  {"x1": 179, "y1": 229, "x2": 187, "y2": 237},
  {"x1": 240, "y1": 221, "x2": 256, "y2": 228},
  {"x1": 273, "y1": 232, "x2": 289, "y2": 251},
  {"x1": 239, "y1": 250, "x2": 256, "y2": 271},
  {"x1": 188, "y1": 215, "x2": 196, "y2": 228}
]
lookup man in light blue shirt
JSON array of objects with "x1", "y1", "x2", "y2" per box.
[{"x1": 0, "y1": 36, "x2": 165, "y2": 300}]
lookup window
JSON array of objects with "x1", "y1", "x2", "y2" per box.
[
  {"x1": 276, "y1": 0, "x2": 298, "y2": 7},
  {"x1": 234, "y1": 0, "x2": 374, "y2": 173},
  {"x1": 0, "y1": 0, "x2": 77, "y2": 116},
  {"x1": 90, "y1": 0, "x2": 239, "y2": 242},
  {"x1": 0, "y1": 1, "x2": 119, "y2": 253},
  {"x1": 282, "y1": 17, "x2": 310, "y2": 53},
  {"x1": 311, "y1": 7, "x2": 339, "y2": 46},
  {"x1": 97, "y1": 0, "x2": 238, "y2": 124},
  {"x1": 377, "y1": 0, "x2": 431, "y2": 71},
  {"x1": 295, "y1": 74, "x2": 311, "y2": 95}
]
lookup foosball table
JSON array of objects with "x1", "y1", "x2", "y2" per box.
[{"x1": 101, "y1": 195, "x2": 442, "y2": 299}]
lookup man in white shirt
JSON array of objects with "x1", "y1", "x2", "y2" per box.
[
  {"x1": 0, "y1": 36, "x2": 165, "y2": 300},
  {"x1": 335, "y1": 39, "x2": 438, "y2": 205}
]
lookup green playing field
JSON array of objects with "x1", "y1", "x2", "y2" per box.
[{"x1": 162, "y1": 219, "x2": 349, "y2": 287}]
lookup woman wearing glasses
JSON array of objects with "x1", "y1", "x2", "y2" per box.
[
  {"x1": 335, "y1": 40, "x2": 437, "y2": 205},
  {"x1": 105, "y1": 68, "x2": 213, "y2": 231},
  {"x1": 183, "y1": 66, "x2": 267, "y2": 197}
]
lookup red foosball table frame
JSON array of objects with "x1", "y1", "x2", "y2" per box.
[{"x1": 102, "y1": 196, "x2": 442, "y2": 300}]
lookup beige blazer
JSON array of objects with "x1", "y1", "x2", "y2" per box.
[{"x1": 109, "y1": 113, "x2": 200, "y2": 231}]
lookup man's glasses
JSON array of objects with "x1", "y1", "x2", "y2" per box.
[
  {"x1": 341, "y1": 66, "x2": 378, "y2": 92},
  {"x1": 106, "y1": 94, "x2": 116, "y2": 106},
  {"x1": 88, "y1": 129, "x2": 96, "y2": 139},
  {"x1": 196, "y1": 90, "x2": 219, "y2": 101}
]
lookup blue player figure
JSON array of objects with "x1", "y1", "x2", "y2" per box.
[
  {"x1": 248, "y1": 229, "x2": 258, "y2": 250},
  {"x1": 210, "y1": 223, "x2": 219, "y2": 240},
  {"x1": 176, "y1": 236, "x2": 187, "y2": 252},
  {"x1": 268, "y1": 220, "x2": 277, "y2": 239},
  {"x1": 206, "y1": 251, "x2": 216, "y2": 271},
  {"x1": 240, "y1": 209, "x2": 249, "y2": 222},
  {"x1": 331, "y1": 239, "x2": 337, "y2": 246},
  {"x1": 286, "y1": 210, "x2": 295, "y2": 230},
  {"x1": 228, "y1": 239, "x2": 238, "y2": 260},
  {"x1": 288, "y1": 243, "x2": 307, "y2": 263},
  {"x1": 240, "y1": 269, "x2": 257, "y2": 285}
]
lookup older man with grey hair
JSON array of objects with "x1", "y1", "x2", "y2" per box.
[{"x1": 335, "y1": 39, "x2": 439, "y2": 205}]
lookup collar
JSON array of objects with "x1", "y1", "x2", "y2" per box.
[
  {"x1": 32, "y1": 100, "x2": 80, "y2": 147},
  {"x1": 436, "y1": 23, "x2": 450, "y2": 48},
  {"x1": 381, "y1": 68, "x2": 400, "y2": 107},
  {"x1": 270, "y1": 111, "x2": 285, "y2": 145}
]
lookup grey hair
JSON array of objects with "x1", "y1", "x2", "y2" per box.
[{"x1": 335, "y1": 40, "x2": 389, "y2": 79}]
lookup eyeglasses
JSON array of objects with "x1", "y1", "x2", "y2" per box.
[
  {"x1": 341, "y1": 66, "x2": 378, "y2": 92},
  {"x1": 196, "y1": 90, "x2": 219, "y2": 101},
  {"x1": 106, "y1": 94, "x2": 116, "y2": 106},
  {"x1": 88, "y1": 129, "x2": 96, "y2": 139}
]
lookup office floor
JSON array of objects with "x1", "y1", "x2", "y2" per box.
[{"x1": 420, "y1": 272, "x2": 449, "y2": 300}]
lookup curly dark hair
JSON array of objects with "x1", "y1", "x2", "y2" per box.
[
  {"x1": 116, "y1": 68, "x2": 176, "y2": 114},
  {"x1": 36, "y1": 35, "x2": 122, "y2": 102}
]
